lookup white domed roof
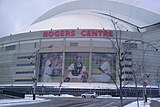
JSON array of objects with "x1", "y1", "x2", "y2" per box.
[{"x1": 19, "y1": 0, "x2": 160, "y2": 33}]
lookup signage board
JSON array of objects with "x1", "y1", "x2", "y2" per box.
[{"x1": 43, "y1": 29, "x2": 113, "y2": 38}]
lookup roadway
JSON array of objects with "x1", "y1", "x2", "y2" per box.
[{"x1": 13, "y1": 97, "x2": 136, "y2": 107}]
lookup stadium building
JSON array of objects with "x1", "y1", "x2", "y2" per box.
[{"x1": 0, "y1": 0, "x2": 160, "y2": 87}]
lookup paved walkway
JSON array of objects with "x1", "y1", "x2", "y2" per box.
[{"x1": 150, "y1": 100, "x2": 160, "y2": 107}]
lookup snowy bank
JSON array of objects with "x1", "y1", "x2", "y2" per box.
[{"x1": 0, "y1": 96, "x2": 49, "y2": 107}]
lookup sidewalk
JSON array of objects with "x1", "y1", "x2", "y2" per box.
[
  {"x1": 150, "y1": 100, "x2": 160, "y2": 107},
  {"x1": 124, "y1": 98, "x2": 160, "y2": 107}
]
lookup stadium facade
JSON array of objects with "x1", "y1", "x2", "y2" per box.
[{"x1": 0, "y1": 0, "x2": 160, "y2": 86}]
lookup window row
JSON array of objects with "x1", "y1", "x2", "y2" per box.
[
  {"x1": 17, "y1": 56, "x2": 35, "y2": 59},
  {"x1": 15, "y1": 79, "x2": 33, "y2": 82},
  {"x1": 0, "y1": 38, "x2": 117, "y2": 52},
  {"x1": 16, "y1": 71, "x2": 34, "y2": 74},
  {"x1": 16, "y1": 63, "x2": 34, "y2": 66}
]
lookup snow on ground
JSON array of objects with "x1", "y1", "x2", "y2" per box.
[
  {"x1": 125, "y1": 100, "x2": 151, "y2": 107},
  {"x1": 0, "y1": 94, "x2": 76, "y2": 107},
  {"x1": 97, "y1": 95, "x2": 113, "y2": 98},
  {"x1": 125, "y1": 98, "x2": 160, "y2": 107},
  {"x1": 0, "y1": 96, "x2": 50, "y2": 107},
  {"x1": 36, "y1": 94, "x2": 114, "y2": 99},
  {"x1": 33, "y1": 94, "x2": 75, "y2": 98},
  {"x1": 152, "y1": 98, "x2": 160, "y2": 102}
]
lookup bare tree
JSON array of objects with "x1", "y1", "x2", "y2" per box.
[
  {"x1": 132, "y1": 61, "x2": 142, "y2": 107},
  {"x1": 106, "y1": 17, "x2": 142, "y2": 106},
  {"x1": 106, "y1": 18, "x2": 130, "y2": 107},
  {"x1": 131, "y1": 57, "x2": 151, "y2": 107},
  {"x1": 104, "y1": 13, "x2": 159, "y2": 106}
]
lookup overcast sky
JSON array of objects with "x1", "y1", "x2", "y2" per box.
[
  {"x1": 0, "y1": 0, "x2": 160, "y2": 38},
  {"x1": 0, "y1": 0, "x2": 67, "y2": 37}
]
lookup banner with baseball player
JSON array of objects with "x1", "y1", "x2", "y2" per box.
[
  {"x1": 39, "y1": 52, "x2": 63, "y2": 82},
  {"x1": 91, "y1": 53, "x2": 116, "y2": 83},
  {"x1": 64, "y1": 52, "x2": 89, "y2": 83}
]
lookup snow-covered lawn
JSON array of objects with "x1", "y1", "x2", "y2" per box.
[{"x1": 0, "y1": 96, "x2": 50, "y2": 107}]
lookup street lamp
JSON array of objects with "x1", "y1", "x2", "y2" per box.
[
  {"x1": 143, "y1": 73, "x2": 149, "y2": 103},
  {"x1": 28, "y1": 44, "x2": 53, "y2": 100},
  {"x1": 124, "y1": 40, "x2": 158, "y2": 51}
]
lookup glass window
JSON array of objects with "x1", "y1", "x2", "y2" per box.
[
  {"x1": 70, "y1": 42, "x2": 78, "y2": 46},
  {"x1": 34, "y1": 42, "x2": 37, "y2": 48},
  {"x1": 122, "y1": 78, "x2": 133, "y2": 81},
  {"x1": 66, "y1": 38, "x2": 90, "y2": 47},
  {"x1": 20, "y1": 40, "x2": 39, "y2": 49},
  {"x1": 16, "y1": 71, "x2": 34, "y2": 74},
  {"x1": 5, "y1": 45, "x2": 16, "y2": 51},
  {"x1": 0, "y1": 45, "x2": 3, "y2": 52},
  {"x1": 16, "y1": 63, "x2": 34, "y2": 66},
  {"x1": 123, "y1": 43, "x2": 137, "y2": 49},
  {"x1": 15, "y1": 79, "x2": 32, "y2": 82},
  {"x1": 17, "y1": 56, "x2": 35, "y2": 59}
]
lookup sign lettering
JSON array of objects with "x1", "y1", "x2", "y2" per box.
[{"x1": 43, "y1": 29, "x2": 112, "y2": 38}]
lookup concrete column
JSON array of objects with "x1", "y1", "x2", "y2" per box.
[
  {"x1": 62, "y1": 38, "x2": 66, "y2": 82},
  {"x1": 36, "y1": 51, "x2": 40, "y2": 82},
  {"x1": 89, "y1": 38, "x2": 92, "y2": 82},
  {"x1": 89, "y1": 52, "x2": 92, "y2": 83},
  {"x1": 62, "y1": 52, "x2": 65, "y2": 81}
]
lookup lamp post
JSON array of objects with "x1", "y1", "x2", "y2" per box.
[
  {"x1": 28, "y1": 45, "x2": 53, "y2": 100},
  {"x1": 125, "y1": 40, "x2": 158, "y2": 51},
  {"x1": 32, "y1": 70, "x2": 37, "y2": 100},
  {"x1": 143, "y1": 73, "x2": 149, "y2": 103}
]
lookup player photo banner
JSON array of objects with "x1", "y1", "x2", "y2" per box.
[
  {"x1": 91, "y1": 53, "x2": 116, "y2": 83},
  {"x1": 39, "y1": 52, "x2": 63, "y2": 82},
  {"x1": 64, "y1": 52, "x2": 89, "y2": 83}
]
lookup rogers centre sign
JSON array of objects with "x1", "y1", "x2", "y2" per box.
[{"x1": 43, "y1": 29, "x2": 112, "y2": 38}]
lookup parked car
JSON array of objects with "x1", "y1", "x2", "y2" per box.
[{"x1": 81, "y1": 92, "x2": 97, "y2": 98}]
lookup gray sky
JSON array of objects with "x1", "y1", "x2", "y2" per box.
[
  {"x1": 0, "y1": 0, "x2": 67, "y2": 37},
  {"x1": 0, "y1": 0, "x2": 160, "y2": 38}
]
